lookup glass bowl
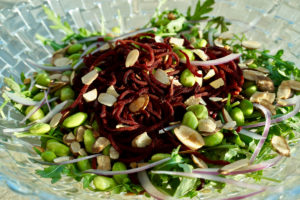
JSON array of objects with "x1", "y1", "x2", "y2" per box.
[{"x1": 1, "y1": 0, "x2": 300, "y2": 199}]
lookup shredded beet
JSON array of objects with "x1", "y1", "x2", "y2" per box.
[{"x1": 67, "y1": 33, "x2": 243, "y2": 162}]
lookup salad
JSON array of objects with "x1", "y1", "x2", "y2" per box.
[{"x1": 1, "y1": 0, "x2": 300, "y2": 199}]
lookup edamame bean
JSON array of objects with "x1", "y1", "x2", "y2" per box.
[
  {"x1": 29, "y1": 123, "x2": 51, "y2": 135},
  {"x1": 33, "y1": 92, "x2": 50, "y2": 101},
  {"x1": 230, "y1": 107, "x2": 245, "y2": 126},
  {"x1": 25, "y1": 106, "x2": 45, "y2": 122},
  {"x1": 194, "y1": 39, "x2": 207, "y2": 48},
  {"x1": 186, "y1": 104, "x2": 208, "y2": 119},
  {"x1": 176, "y1": 49, "x2": 195, "y2": 61},
  {"x1": 182, "y1": 111, "x2": 199, "y2": 130},
  {"x1": 63, "y1": 112, "x2": 87, "y2": 128},
  {"x1": 83, "y1": 129, "x2": 96, "y2": 153},
  {"x1": 67, "y1": 44, "x2": 83, "y2": 54},
  {"x1": 77, "y1": 156, "x2": 92, "y2": 171},
  {"x1": 242, "y1": 81, "x2": 255, "y2": 89},
  {"x1": 68, "y1": 53, "x2": 81, "y2": 61},
  {"x1": 112, "y1": 162, "x2": 130, "y2": 184},
  {"x1": 239, "y1": 99, "x2": 253, "y2": 116},
  {"x1": 41, "y1": 150, "x2": 56, "y2": 162},
  {"x1": 62, "y1": 71, "x2": 72, "y2": 76},
  {"x1": 35, "y1": 73, "x2": 50, "y2": 87},
  {"x1": 203, "y1": 131, "x2": 224, "y2": 146},
  {"x1": 46, "y1": 140, "x2": 70, "y2": 156},
  {"x1": 151, "y1": 153, "x2": 170, "y2": 162},
  {"x1": 93, "y1": 176, "x2": 117, "y2": 191},
  {"x1": 60, "y1": 87, "x2": 75, "y2": 101},
  {"x1": 102, "y1": 144, "x2": 111, "y2": 156},
  {"x1": 180, "y1": 69, "x2": 196, "y2": 87},
  {"x1": 243, "y1": 85, "x2": 257, "y2": 97},
  {"x1": 248, "y1": 63, "x2": 257, "y2": 69}
]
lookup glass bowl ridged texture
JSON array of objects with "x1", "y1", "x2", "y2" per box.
[{"x1": 0, "y1": 0, "x2": 300, "y2": 199}]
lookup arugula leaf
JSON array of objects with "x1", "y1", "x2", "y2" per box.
[
  {"x1": 186, "y1": 0, "x2": 215, "y2": 21},
  {"x1": 82, "y1": 174, "x2": 96, "y2": 189},
  {"x1": 36, "y1": 34, "x2": 66, "y2": 51},
  {"x1": 36, "y1": 165, "x2": 65, "y2": 184}
]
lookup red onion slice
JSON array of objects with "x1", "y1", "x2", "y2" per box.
[
  {"x1": 26, "y1": 59, "x2": 72, "y2": 71},
  {"x1": 81, "y1": 41, "x2": 104, "y2": 58},
  {"x1": 221, "y1": 189, "x2": 266, "y2": 200},
  {"x1": 137, "y1": 171, "x2": 170, "y2": 200},
  {"x1": 84, "y1": 157, "x2": 170, "y2": 176},
  {"x1": 243, "y1": 96, "x2": 300, "y2": 128},
  {"x1": 151, "y1": 171, "x2": 267, "y2": 191},
  {"x1": 249, "y1": 104, "x2": 271, "y2": 163},
  {"x1": 239, "y1": 129, "x2": 266, "y2": 140},
  {"x1": 180, "y1": 53, "x2": 241, "y2": 66},
  {"x1": 31, "y1": 153, "x2": 102, "y2": 165}
]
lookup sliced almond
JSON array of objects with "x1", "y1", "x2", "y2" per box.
[
  {"x1": 116, "y1": 124, "x2": 129, "y2": 129},
  {"x1": 75, "y1": 126, "x2": 85, "y2": 142},
  {"x1": 63, "y1": 132, "x2": 76, "y2": 145},
  {"x1": 191, "y1": 154, "x2": 208, "y2": 169},
  {"x1": 132, "y1": 132, "x2": 152, "y2": 148},
  {"x1": 98, "y1": 93, "x2": 117, "y2": 107},
  {"x1": 54, "y1": 156, "x2": 72, "y2": 163},
  {"x1": 49, "y1": 113, "x2": 62, "y2": 128},
  {"x1": 129, "y1": 95, "x2": 149, "y2": 113},
  {"x1": 125, "y1": 49, "x2": 139, "y2": 67},
  {"x1": 184, "y1": 95, "x2": 206, "y2": 106},
  {"x1": 173, "y1": 78, "x2": 183, "y2": 86},
  {"x1": 256, "y1": 77, "x2": 275, "y2": 92},
  {"x1": 214, "y1": 38, "x2": 224, "y2": 48},
  {"x1": 54, "y1": 57, "x2": 72, "y2": 67},
  {"x1": 242, "y1": 40, "x2": 261, "y2": 49},
  {"x1": 106, "y1": 85, "x2": 119, "y2": 98},
  {"x1": 70, "y1": 71, "x2": 75, "y2": 86},
  {"x1": 209, "y1": 78, "x2": 224, "y2": 89},
  {"x1": 60, "y1": 75, "x2": 69, "y2": 83},
  {"x1": 243, "y1": 70, "x2": 266, "y2": 81},
  {"x1": 255, "y1": 67, "x2": 269, "y2": 74},
  {"x1": 219, "y1": 159, "x2": 250, "y2": 175},
  {"x1": 155, "y1": 36, "x2": 163, "y2": 43},
  {"x1": 192, "y1": 49, "x2": 209, "y2": 61},
  {"x1": 259, "y1": 99, "x2": 276, "y2": 115},
  {"x1": 51, "y1": 53, "x2": 64, "y2": 66},
  {"x1": 97, "y1": 155, "x2": 111, "y2": 170},
  {"x1": 244, "y1": 59, "x2": 254, "y2": 66},
  {"x1": 109, "y1": 146, "x2": 120, "y2": 160},
  {"x1": 70, "y1": 141, "x2": 81, "y2": 155},
  {"x1": 99, "y1": 43, "x2": 110, "y2": 51},
  {"x1": 222, "y1": 108, "x2": 233, "y2": 122},
  {"x1": 215, "y1": 120, "x2": 223, "y2": 128},
  {"x1": 81, "y1": 69, "x2": 98, "y2": 85},
  {"x1": 209, "y1": 97, "x2": 223, "y2": 102},
  {"x1": 288, "y1": 80, "x2": 300, "y2": 91},
  {"x1": 78, "y1": 148, "x2": 88, "y2": 156},
  {"x1": 174, "y1": 125, "x2": 205, "y2": 150},
  {"x1": 222, "y1": 121, "x2": 237, "y2": 130},
  {"x1": 198, "y1": 118, "x2": 217, "y2": 133},
  {"x1": 219, "y1": 31, "x2": 234, "y2": 40},
  {"x1": 137, "y1": 163, "x2": 148, "y2": 167},
  {"x1": 154, "y1": 69, "x2": 170, "y2": 85},
  {"x1": 203, "y1": 69, "x2": 215, "y2": 80},
  {"x1": 83, "y1": 88, "x2": 98, "y2": 102},
  {"x1": 271, "y1": 135, "x2": 290, "y2": 157},
  {"x1": 277, "y1": 81, "x2": 292, "y2": 99},
  {"x1": 92, "y1": 137, "x2": 111, "y2": 153},
  {"x1": 169, "y1": 37, "x2": 184, "y2": 47}
]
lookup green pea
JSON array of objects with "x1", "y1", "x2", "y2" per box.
[
  {"x1": 25, "y1": 106, "x2": 45, "y2": 122},
  {"x1": 93, "y1": 176, "x2": 117, "y2": 191},
  {"x1": 182, "y1": 111, "x2": 199, "y2": 130},
  {"x1": 68, "y1": 53, "x2": 81, "y2": 61},
  {"x1": 151, "y1": 153, "x2": 170, "y2": 162},
  {"x1": 60, "y1": 87, "x2": 75, "y2": 101},
  {"x1": 248, "y1": 63, "x2": 257, "y2": 69},
  {"x1": 186, "y1": 104, "x2": 208, "y2": 119},
  {"x1": 102, "y1": 144, "x2": 111, "y2": 156},
  {"x1": 239, "y1": 99, "x2": 253, "y2": 116},
  {"x1": 112, "y1": 26, "x2": 121, "y2": 34},
  {"x1": 83, "y1": 129, "x2": 96, "y2": 153},
  {"x1": 62, "y1": 71, "x2": 72, "y2": 76},
  {"x1": 46, "y1": 140, "x2": 70, "y2": 156},
  {"x1": 41, "y1": 151, "x2": 56, "y2": 162},
  {"x1": 203, "y1": 132, "x2": 224, "y2": 147},
  {"x1": 29, "y1": 123, "x2": 51, "y2": 135},
  {"x1": 77, "y1": 156, "x2": 92, "y2": 171},
  {"x1": 67, "y1": 44, "x2": 83, "y2": 54},
  {"x1": 35, "y1": 73, "x2": 50, "y2": 87},
  {"x1": 112, "y1": 162, "x2": 130, "y2": 184},
  {"x1": 180, "y1": 69, "x2": 196, "y2": 87},
  {"x1": 243, "y1": 85, "x2": 257, "y2": 97},
  {"x1": 63, "y1": 112, "x2": 88, "y2": 128},
  {"x1": 230, "y1": 107, "x2": 245, "y2": 126},
  {"x1": 242, "y1": 81, "x2": 255, "y2": 89},
  {"x1": 175, "y1": 48, "x2": 195, "y2": 61},
  {"x1": 193, "y1": 39, "x2": 207, "y2": 48}
]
